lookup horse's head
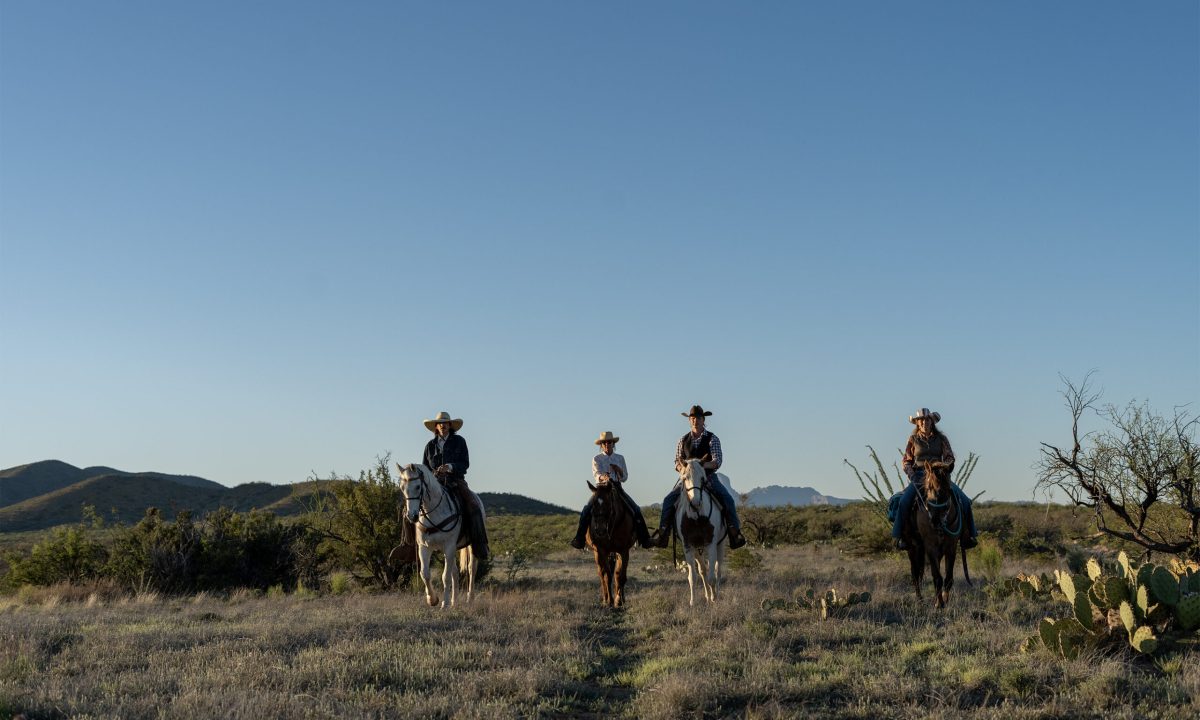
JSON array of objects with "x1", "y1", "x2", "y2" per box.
[
  {"x1": 678, "y1": 459, "x2": 707, "y2": 504},
  {"x1": 922, "y1": 461, "x2": 947, "y2": 503},
  {"x1": 396, "y1": 463, "x2": 427, "y2": 523}
]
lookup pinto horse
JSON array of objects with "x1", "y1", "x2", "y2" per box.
[
  {"x1": 675, "y1": 458, "x2": 728, "y2": 606},
  {"x1": 585, "y1": 478, "x2": 635, "y2": 607},
  {"x1": 903, "y1": 461, "x2": 971, "y2": 609},
  {"x1": 397, "y1": 463, "x2": 483, "y2": 608}
]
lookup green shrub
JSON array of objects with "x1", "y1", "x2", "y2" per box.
[{"x1": 2, "y1": 508, "x2": 107, "y2": 588}]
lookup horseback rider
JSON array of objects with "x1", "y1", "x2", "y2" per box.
[
  {"x1": 892, "y1": 408, "x2": 978, "y2": 550},
  {"x1": 650, "y1": 405, "x2": 746, "y2": 549},
  {"x1": 422, "y1": 411, "x2": 490, "y2": 561},
  {"x1": 570, "y1": 431, "x2": 654, "y2": 550}
]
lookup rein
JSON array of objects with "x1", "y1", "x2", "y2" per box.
[
  {"x1": 408, "y1": 473, "x2": 462, "y2": 534},
  {"x1": 915, "y1": 477, "x2": 963, "y2": 539}
]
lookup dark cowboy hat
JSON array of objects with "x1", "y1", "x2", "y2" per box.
[{"x1": 682, "y1": 405, "x2": 713, "y2": 418}]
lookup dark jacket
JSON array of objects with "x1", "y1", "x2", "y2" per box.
[{"x1": 423, "y1": 433, "x2": 470, "y2": 483}]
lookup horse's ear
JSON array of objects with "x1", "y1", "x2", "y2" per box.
[
  {"x1": 587, "y1": 481, "x2": 597, "y2": 492},
  {"x1": 675, "y1": 459, "x2": 685, "y2": 473}
]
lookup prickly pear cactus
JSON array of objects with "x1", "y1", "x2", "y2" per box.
[
  {"x1": 763, "y1": 586, "x2": 871, "y2": 619},
  {"x1": 1027, "y1": 554, "x2": 1200, "y2": 659},
  {"x1": 1119, "y1": 601, "x2": 1136, "y2": 634},
  {"x1": 1149, "y1": 567, "x2": 1181, "y2": 606},
  {"x1": 1130, "y1": 626, "x2": 1158, "y2": 654},
  {"x1": 1176, "y1": 594, "x2": 1200, "y2": 631}
]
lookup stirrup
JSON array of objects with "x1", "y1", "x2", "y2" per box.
[{"x1": 728, "y1": 528, "x2": 746, "y2": 549}]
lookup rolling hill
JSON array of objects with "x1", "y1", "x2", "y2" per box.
[
  {"x1": 0, "y1": 460, "x2": 224, "y2": 509},
  {"x1": 0, "y1": 461, "x2": 572, "y2": 532}
]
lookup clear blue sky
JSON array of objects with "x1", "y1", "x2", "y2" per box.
[{"x1": 2, "y1": 2, "x2": 1197, "y2": 511}]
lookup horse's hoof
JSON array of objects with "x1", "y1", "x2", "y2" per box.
[{"x1": 427, "y1": 597, "x2": 439, "y2": 607}]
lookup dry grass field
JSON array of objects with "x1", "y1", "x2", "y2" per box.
[{"x1": 2, "y1": 543, "x2": 1196, "y2": 720}]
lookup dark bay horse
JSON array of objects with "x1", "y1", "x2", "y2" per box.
[
  {"x1": 903, "y1": 461, "x2": 971, "y2": 609},
  {"x1": 585, "y1": 479, "x2": 635, "y2": 607}
]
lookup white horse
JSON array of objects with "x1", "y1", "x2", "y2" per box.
[
  {"x1": 397, "y1": 463, "x2": 482, "y2": 608},
  {"x1": 674, "y1": 458, "x2": 728, "y2": 605}
]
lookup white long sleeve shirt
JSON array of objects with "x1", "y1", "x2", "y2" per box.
[{"x1": 592, "y1": 452, "x2": 628, "y2": 484}]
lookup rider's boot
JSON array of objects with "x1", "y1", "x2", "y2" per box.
[
  {"x1": 650, "y1": 526, "x2": 671, "y2": 548},
  {"x1": 727, "y1": 524, "x2": 747, "y2": 550},
  {"x1": 634, "y1": 516, "x2": 654, "y2": 550},
  {"x1": 895, "y1": 537, "x2": 909, "y2": 551},
  {"x1": 570, "y1": 512, "x2": 588, "y2": 550},
  {"x1": 960, "y1": 535, "x2": 978, "y2": 550}
]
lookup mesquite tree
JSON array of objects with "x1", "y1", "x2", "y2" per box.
[{"x1": 1037, "y1": 375, "x2": 1199, "y2": 561}]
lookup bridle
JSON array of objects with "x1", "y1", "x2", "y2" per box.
[
  {"x1": 404, "y1": 467, "x2": 461, "y2": 534},
  {"x1": 914, "y1": 469, "x2": 963, "y2": 539}
]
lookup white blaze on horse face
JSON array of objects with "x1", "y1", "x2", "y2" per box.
[{"x1": 400, "y1": 467, "x2": 423, "y2": 523}]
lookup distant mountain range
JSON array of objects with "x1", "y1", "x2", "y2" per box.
[
  {"x1": 741, "y1": 485, "x2": 853, "y2": 507},
  {"x1": 0, "y1": 460, "x2": 573, "y2": 532}
]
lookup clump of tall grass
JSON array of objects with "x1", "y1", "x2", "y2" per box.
[
  {"x1": 976, "y1": 536, "x2": 1004, "y2": 581},
  {"x1": 329, "y1": 572, "x2": 351, "y2": 595}
]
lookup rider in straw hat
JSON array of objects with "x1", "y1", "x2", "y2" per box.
[
  {"x1": 649, "y1": 405, "x2": 747, "y2": 549},
  {"x1": 892, "y1": 408, "x2": 977, "y2": 550},
  {"x1": 570, "y1": 431, "x2": 654, "y2": 550},
  {"x1": 422, "y1": 411, "x2": 490, "y2": 560}
]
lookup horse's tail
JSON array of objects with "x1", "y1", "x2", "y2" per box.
[{"x1": 960, "y1": 541, "x2": 973, "y2": 587}]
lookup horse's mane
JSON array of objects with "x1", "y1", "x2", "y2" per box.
[{"x1": 923, "y1": 461, "x2": 946, "y2": 501}]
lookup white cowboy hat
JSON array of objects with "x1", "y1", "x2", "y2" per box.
[
  {"x1": 594, "y1": 431, "x2": 619, "y2": 445},
  {"x1": 909, "y1": 408, "x2": 941, "y2": 424},
  {"x1": 423, "y1": 411, "x2": 464, "y2": 432}
]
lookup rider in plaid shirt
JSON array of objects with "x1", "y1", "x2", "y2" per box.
[{"x1": 650, "y1": 405, "x2": 746, "y2": 549}]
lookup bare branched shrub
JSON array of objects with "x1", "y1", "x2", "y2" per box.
[{"x1": 1038, "y1": 373, "x2": 1199, "y2": 560}]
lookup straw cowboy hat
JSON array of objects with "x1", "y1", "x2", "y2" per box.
[
  {"x1": 423, "y1": 411, "x2": 464, "y2": 432},
  {"x1": 682, "y1": 405, "x2": 713, "y2": 418},
  {"x1": 594, "y1": 431, "x2": 620, "y2": 445},
  {"x1": 909, "y1": 408, "x2": 941, "y2": 424}
]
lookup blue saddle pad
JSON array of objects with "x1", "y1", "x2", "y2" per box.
[{"x1": 887, "y1": 493, "x2": 902, "y2": 523}]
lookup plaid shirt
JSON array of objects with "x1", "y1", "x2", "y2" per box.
[{"x1": 675, "y1": 430, "x2": 722, "y2": 470}]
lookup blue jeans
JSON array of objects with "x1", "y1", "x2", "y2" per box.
[
  {"x1": 659, "y1": 476, "x2": 741, "y2": 531},
  {"x1": 891, "y1": 475, "x2": 976, "y2": 539}
]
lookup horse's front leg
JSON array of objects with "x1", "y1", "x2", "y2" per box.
[
  {"x1": 907, "y1": 545, "x2": 924, "y2": 600},
  {"x1": 614, "y1": 550, "x2": 628, "y2": 607},
  {"x1": 709, "y1": 542, "x2": 724, "y2": 602},
  {"x1": 594, "y1": 550, "x2": 612, "y2": 607},
  {"x1": 442, "y1": 541, "x2": 460, "y2": 608},
  {"x1": 927, "y1": 547, "x2": 945, "y2": 609},
  {"x1": 418, "y1": 544, "x2": 437, "y2": 607},
  {"x1": 940, "y1": 542, "x2": 956, "y2": 607},
  {"x1": 683, "y1": 546, "x2": 699, "y2": 607},
  {"x1": 694, "y1": 551, "x2": 712, "y2": 604}
]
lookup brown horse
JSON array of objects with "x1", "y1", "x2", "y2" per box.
[
  {"x1": 585, "y1": 479, "x2": 635, "y2": 607},
  {"x1": 903, "y1": 461, "x2": 971, "y2": 609}
]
